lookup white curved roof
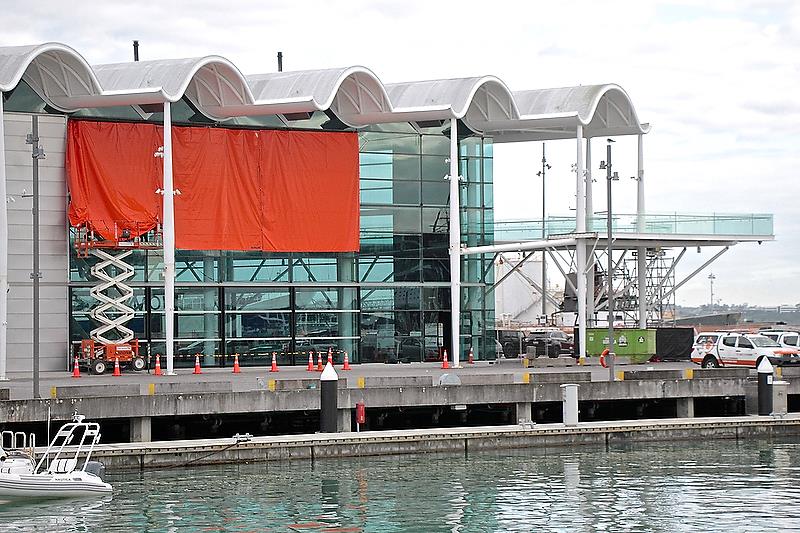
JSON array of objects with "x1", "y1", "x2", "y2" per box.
[
  {"x1": 487, "y1": 84, "x2": 650, "y2": 142},
  {"x1": 0, "y1": 42, "x2": 649, "y2": 140},
  {"x1": 0, "y1": 42, "x2": 102, "y2": 112}
]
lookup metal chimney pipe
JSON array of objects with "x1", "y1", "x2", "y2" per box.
[
  {"x1": 133, "y1": 40, "x2": 139, "y2": 61},
  {"x1": 277, "y1": 51, "x2": 283, "y2": 72}
]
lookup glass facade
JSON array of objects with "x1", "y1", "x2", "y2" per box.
[{"x1": 66, "y1": 116, "x2": 495, "y2": 367}]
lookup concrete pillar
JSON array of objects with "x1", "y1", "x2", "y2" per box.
[
  {"x1": 130, "y1": 416, "x2": 152, "y2": 442},
  {"x1": 338, "y1": 408, "x2": 352, "y2": 432},
  {"x1": 515, "y1": 402, "x2": 532, "y2": 424},
  {"x1": 676, "y1": 398, "x2": 694, "y2": 418}
]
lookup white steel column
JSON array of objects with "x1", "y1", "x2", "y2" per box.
[
  {"x1": 637, "y1": 134, "x2": 647, "y2": 329},
  {"x1": 163, "y1": 102, "x2": 176, "y2": 375},
  {"x1": 448, "y1": 117, "x2": 461, "y2": 368},
  {"x1": 585, "y1": 138, "x2": 595, "y2": 326},
  {"x1": 575, "y1": 125, "x2": 587, "y2": 362},
  {"x1": 0, "y1": 97, "x2": 7, "y2": 381}
]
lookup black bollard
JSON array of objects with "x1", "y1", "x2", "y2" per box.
[
  {"x1": 320, "y1": 362, "x2": 338, "y2": 432},
  {"x1": 757, "y1": 357, "x2": 774, "y2": 416}
]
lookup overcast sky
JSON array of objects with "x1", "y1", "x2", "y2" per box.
[{"x1": 1, "y1": 0, "x2": 796, "y2": 306}]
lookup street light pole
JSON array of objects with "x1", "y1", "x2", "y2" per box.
[
  {"x1": 536, "y1": 144, "x2": 551, "y2": 322},
  {"x1": 600, "y1": 139, "x2": 618, "y2": 381},
  {"x1": 708, "y1": 272, "x2": 715, "y2": 312}
]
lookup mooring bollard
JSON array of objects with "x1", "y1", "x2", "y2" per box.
[
  {"x1": 757, "y1": 357, "x2": 774, "y2": 415},
  {"x1": 560, "y1": 383, "x2": 579, "y2": 426},
  {"x1": 320, "y1": 361, "x2": 338, "y2": 433}
]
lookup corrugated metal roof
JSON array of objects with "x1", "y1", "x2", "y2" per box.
[{"x1": 0, "y1": 42, "x2": 648, "y2": 139}]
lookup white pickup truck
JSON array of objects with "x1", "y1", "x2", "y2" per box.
[{"x1": 690, "y1": 331, "x2": 800, "y2": 368}]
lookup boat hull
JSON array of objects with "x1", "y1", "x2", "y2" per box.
[{"x1": 0, "y1": 473, "x2": 112, "y2": 498}]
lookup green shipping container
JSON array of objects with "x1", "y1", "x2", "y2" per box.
[{"x1": 586, "y1": 328, "x2": 656, "y2": 364}]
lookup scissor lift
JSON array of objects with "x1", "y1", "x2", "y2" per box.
[{"x1": 74, "y1": 224, "x2": 162, "y2": 374}]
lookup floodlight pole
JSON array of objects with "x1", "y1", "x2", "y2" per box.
[
  {"x1": 537, "y1": 143, "x2": 549, "y2": 320},
  {"x1": 28, "y1": 116, "x2": 44, "y2": 398},
  {"x1": 585, "y1": 138, "x2": 594, "y2": 326},
  {"x1": 604, "y1": 139, "x2": 616, "y2": 381},
  {"x1": 636, "y1": 134, "x2": 647, "y2": 328},
  {"x1": 448, "y1": 117, "x2": 461, "y2": 368},
  {"x1": 163, "y1": 102, "x2": 176, "y2": 375},
  {"x1": 575, "y1": 125, "x2": 587, "y2": 364},
  {"x1": 0, "y1": 96, "x2": 7, "y2": 381}
]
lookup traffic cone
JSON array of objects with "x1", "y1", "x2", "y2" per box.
[
  {"x1": 269, "y1": 352, "x2": 279, "y2": 373},
  {"x1": 232, "y1": 353, "x2": 241, "y2": 374},
  {"x1": 342, "y1": 351, "x2": 352, "y2": 371},
  {"x1": 72, "y1": 355, "x2": 81, "y2": 378},
  {"x1": 306, "y1": 352, "x2": 314, "y2": 372},
  {"x1": 193, "y1": 354, "x2": 202, "y2": 374},
  {"x1": 441, "y1": 349, "x2": 450, "y2": 369},
  {"x1": 327, "y1": 347, "x2": 333, "y2": 366},
  {"x1": 468, "y1": 347, "x2": 475, "y2": 365},
  {"x1": 317, "y1": 351, "x2": 324, "y2": 372},
  {"x1": 112, "y1": 357, "x2": 121, "y2": 377},
  {"x1": 153, "y1": 353, "x2": 163, "y2": 376}
]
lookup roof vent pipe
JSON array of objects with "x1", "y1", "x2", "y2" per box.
[
  {"x1": 277, "y1": 51, "x2": 283, "y2": 72},
  {"x1": 133, "y1": 40, "x2": 139, "y2": 61}
]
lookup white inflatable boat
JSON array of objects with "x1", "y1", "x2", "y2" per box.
[{"x1": 0, "y1": 415, "x2": 112, "y2": 499}]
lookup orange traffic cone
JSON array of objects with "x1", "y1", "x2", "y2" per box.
[
  {"x1": 441, "y1": 349, "x2": 450, "y2": 369},
  {"x1": 72, "y1": 355, "x2": 81, "y2": 378},
  {"x1": 468, "y1": 347, "x2": 475, "y2": 365},
  {"x1": 327, "y1": 347, "x2": 333, "y2": 366},
  {"x1": 193, "y1": 354, "x2": 202, "y2": 374},
  {"x1": 154, "y1": 353, "x2": 163, "y2": 376},
  {"x1": 269, "y1": 352, "x2": 279, "y2": 373},
  {"x1": 342, "y1": 351, "x2": 352, "y2": 371},
  {"x1": 232, "y1": 353, "x2": 241, "y2": 374},
  {"x1": 112, "y1": 357, "x2": 121, "y2": 377},
  {"x1": 306, "y1": 352, "x2": 314, "y2": 372},
  {"x1": 317, "y1": 351, "x2": 324, "y2": 372}
]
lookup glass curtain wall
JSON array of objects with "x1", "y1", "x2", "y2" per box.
[{"x1": 67, "y1": 120, "x2": 494, "y2": 367}]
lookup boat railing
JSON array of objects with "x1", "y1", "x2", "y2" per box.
[{"x1": 33, "y1": 420, "x2": 102, "y2": 475}]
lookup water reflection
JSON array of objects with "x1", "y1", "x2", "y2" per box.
[{"x1": 0, "y1": 440, "x2": 798, "y2": 532}]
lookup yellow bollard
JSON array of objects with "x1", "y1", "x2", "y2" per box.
[
  {"x1": 268, "y1": 379, "x2": 276, "y2": 392},
  {"x1": 522, "y1": 372, "x2": 530, "y2": 384},
  {"x1": 683, "y1": 368, "x2": 694, "y2": 380},
  {"x1": 522, "y1": 358, "x2": 529, "y2": 368},
  {"x1": 50, "y1": 386, "x2": 57, "y2": 399},
  {"x1": 148, "y1": 383, "x2": 156, "y2": 396},
  {"x1": 357, "y1": 376, "x2": 366, "y2": 389},
  {"x1": 777, "y1": 367, "x2": 783, "y2": 378},
  {"x1": 615, "y1": 370, "x2": 625, "y2": 381}
]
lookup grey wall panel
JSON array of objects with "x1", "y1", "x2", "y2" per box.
[{"x1": 4, "y1": 112, "x2": 69, "y2": 373}]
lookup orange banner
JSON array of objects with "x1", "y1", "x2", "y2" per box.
[{"x1": 66, "y1": 120, "x2": 360, "y2": 252}]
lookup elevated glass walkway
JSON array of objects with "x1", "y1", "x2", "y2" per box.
[{"x1": 492, "y1": 213, "x2": 774, "y2": 243}]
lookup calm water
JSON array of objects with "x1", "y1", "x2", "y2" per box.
[{"x1": 1, "y1": 439, "x2": 799, "y2": 532}]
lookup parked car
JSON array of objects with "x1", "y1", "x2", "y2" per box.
[
  {"x1": 690, "y1": 332, "x2": 800, "y2": 368},
  {"x1": 759, "y1": 330, "x2": 800, "y2": 350},
  {"x1": 495, "y1": 330, "x2": 527, "y2": 357},
  {"x1": 525, "y1": 330, "x2": 572, "y2": 358}
]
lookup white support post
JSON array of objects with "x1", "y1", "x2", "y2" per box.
[
  {"x1": 0, "y1": 96, "x2": 7, "y2": 381},
  {"x1": 637, "y1": 134, "x2": 646, "y2": 328},
  {"x1": 448, "y1": 117, "x2": 461, "y2": 368},
  {"x1": 163, "y1": 102, "x2": 176, "y2": 375},
  {"x1": 575, "y1": 125, "x2": 587, "y2": 363},
  {"x1": 585, "y1": 138, "x2": 594, "y2": 326}
]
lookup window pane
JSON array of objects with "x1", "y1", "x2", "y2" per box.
[
  {"x1": 422, "y1": 207, "x2": 449, "y2": 235},
  {"x1": 296, "y1": 312, "x2": 358, "y2": 338},
  {"x1": 225, "y1": 312, "x2": 291, "y2": 338},
  {"x1": 223, "y1": 253, "x2": 290, "y2": 282},
  {"x1": 359, "y1": 131, "x2": 420, "y2": 154},
  {"x1": 360, "y1": 180, "x2": 420, "y2": 205},
  {"x1": 421, "y1": 180, "x2": 449, "y2": 206},
  {"x1": 225, "y1": 288, "x2": 291, "y2": 311},
  {"x1": 293, "y1": 257, "x2": 338, "y2": 282},
  {"x1": 296, "y1": 288, "x2": 358, "y2": 310},
  {"x1": 422, "y1": 135, "x2": 449, "y2": 156},
  {"x1": 421, "y1": 156, "x2": 448, "y2": 180}
]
